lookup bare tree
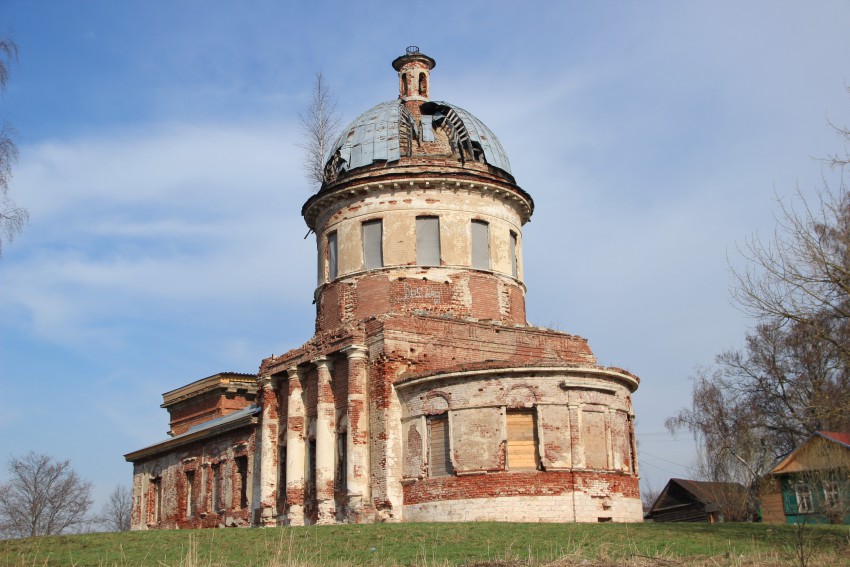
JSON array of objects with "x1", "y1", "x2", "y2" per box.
[
  {"x1": 669, "y1": 101, "x2": 850, "y2": 519},
  {"x1": 0, "y1": 37, "x2": 27, "y2": 256},
  {"x1": 298, "y1": 72, "x2": 342, "y2": 190},
  {"x1": 95, "y1": 485, "x2": 132, "y2": 532},
  {"x1": 0, "y1": 452, "x2": 93, "y2": 538},
  {"x1": 732, "y1": 108, "x2": 850, "y2": 364}
]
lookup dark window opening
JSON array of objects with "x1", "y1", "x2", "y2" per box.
[
  {"x1": 401, "y1": 73, "x2": 408, "y2": 96},
  {"x1": 336, "y1": 433, "x2": 347, "y2": 492},
  {"x1": 211, "y1": 464, "x2": 220, "y2": 512},
  {"x1": 235, "y1": 456, "x2": 249, "y2": 509},
  {"x1": 185, "y1": 470, "x2": 196, "y2": 518},
  {"x1": 418, "y1": 72, "x2": 427, "y2": 96},
  {"x1": 151, "y1": 477, "x2": 162, "y2": 524}
]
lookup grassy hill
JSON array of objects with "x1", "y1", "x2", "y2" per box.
[{"x1": 1, "y1": 522, "x2": 848, "y2": 567}]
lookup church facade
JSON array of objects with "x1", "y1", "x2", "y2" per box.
[{"x1": 125, "y1": 48, "x2": 643, "y2": 528}]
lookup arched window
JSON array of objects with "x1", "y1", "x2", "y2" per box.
[
  {"x1": 418, "y1": 72, "x2": 427, "y2": 96},
  {"x1": 401, "y1": 73, "x2": 408, "y2": 96}
]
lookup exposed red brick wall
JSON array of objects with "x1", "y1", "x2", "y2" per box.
[
  {"x1": 315, "y1": 272, "x2": 526, "y2": 332},
  {"x1": 403, "y1": 471, "x2": 638, "y2": 504},
  {"x1": 168, "y1": 392, "x2": 255, "y2": 436}
]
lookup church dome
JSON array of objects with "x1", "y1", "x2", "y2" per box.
[
  {"x1": 321, "y1": 47, "x2": 514, "y2": 188},
  {"x1": 324, "y1": 99, "x2": 512, "y2": 177}
]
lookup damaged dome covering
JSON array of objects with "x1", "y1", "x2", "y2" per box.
[{"x1": 323, "y1": 99, "x2": 512, "y2": 182}]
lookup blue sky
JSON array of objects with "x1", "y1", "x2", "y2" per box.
[{"x1": 2, "y1": 0, "x2": 850, "y2": 510}]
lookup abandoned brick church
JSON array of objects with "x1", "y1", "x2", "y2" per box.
[{"x1": 125, "y1": 48, "x2": 643, "y2": 528}]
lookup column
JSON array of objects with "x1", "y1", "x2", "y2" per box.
[
  {"x1": 285, "y1": 367, "x2": 306, "y2": 526},
  {"x1": 255, "y1": 375, "x2": 280, "y2": 526},
  {"x1": 342, "y1": 344, "x2": 371, "y2": 521},
  {"x1": 313, "y1": 356, "x2": 336, "y2": 524}
]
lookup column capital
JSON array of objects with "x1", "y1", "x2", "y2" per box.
[
  {"x1": 285, "y1": 366, "x2": 301, "y2": 380},
  {"x1": 259, "y1": 375, "x2": 279, "y2": 390},
  {"x1": 312, "y1": 355, "x2": 334, "y2": 373},
  {"x1": 341, "y1": 344, "x2": 369, "y2": 360}
]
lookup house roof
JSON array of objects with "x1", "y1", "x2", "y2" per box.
[
  {"x1": 819, "y1": 431, "x2": 850, "y2": 448},
  {"x1": 650, "y1": 478, "x2": 746, "y2": 516},
  {"x1": 770, "y1": 431, "x2": 850, "y2": 474}
]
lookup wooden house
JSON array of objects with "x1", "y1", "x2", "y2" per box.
[
  {"x1": 648, "y1": 478, "x2": 747, "y2": 523},
  {"x1": 760, "y1": 431, "x2": 850, "y2": 525}
]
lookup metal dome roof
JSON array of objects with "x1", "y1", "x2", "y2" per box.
[{"x1": 326, "y1": 99, "x2": 512, "y2": 176}]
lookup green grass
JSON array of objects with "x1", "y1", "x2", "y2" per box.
[{"x1": 1, "y1": 522, "x2": 848, "y2": 566}]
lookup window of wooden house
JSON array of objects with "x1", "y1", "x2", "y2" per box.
[
  {"x1": 428, "y1": 415, "x2": 453, "y2": 477},
  {"x1": 796, "y1": 482, "x2": 814, "y2": 513},
  {"x1": 362, "y1": 219, "x2": 383, "y2": 269},
  {"x1": 185, "y1": 470, "x2": 196, "y2": 518},
  {"x1": 824, "y1": 481, "x2": 840, "y2": 509},
  {"x1": 327, "y1": 232, "x2": 338, "y2": 281},
  {"x1": 506, "y1": 410, "x2": 540, "y2": 471},
  {"x1": 471, "y1": 220, "x2": 490, "y2": 270},
  {"x1": 509, "y1": 231, "x2": 518, "y2": 278},
  {"x1": 235, "y1": 456, "x2": 249, "y2": 509},
  {"x1": 416, "y1": 216, "x2": 441, "y2": 266}
]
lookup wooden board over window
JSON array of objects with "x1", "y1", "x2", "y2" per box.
[
  {"x1": 429, "y1": 416, "x2": 453, "y2": 477},
  {"x1": 507, "y1": 410, "x2": 539, "y2": 471}
]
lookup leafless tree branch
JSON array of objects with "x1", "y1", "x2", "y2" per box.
[
  {"x1": 0, "y1": 37, "x2": 27, "y2": 256},
  {"x1": 298, "y1": 72, "x2": 342, "y2": 190}
]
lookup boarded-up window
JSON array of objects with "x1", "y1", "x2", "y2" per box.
[
  {"x1": 471, "y1": 220, "x2": 490, "y2": 270},
  {"x1": 416, "y1": 216, "x2": 441, "y2": 266},
  {"x1": 185, "y1": 471, "x2": 195, "y2": 518},
  {"x1": 506, "y1": 410, "x2": 540, "y2": 471},
  {"x1": 362, "y1": 220, "x2": 383, "y2": 269},
  {"x1": 327, "y1": 232, "x2": 338, "y2": 280},
  {"x1": 428, "y1": 415, "x2": 453, "y2": 477},
  {"x1": 582, "y1": 411, "x2": 607, "y2": 469},
  {"x1": 509, "y1": 232, "x2": 518, "y2": 278}
]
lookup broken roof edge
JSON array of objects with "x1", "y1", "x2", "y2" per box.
[{"x1": 124, "y1": 405, "x2": 261, "y2": 462}]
